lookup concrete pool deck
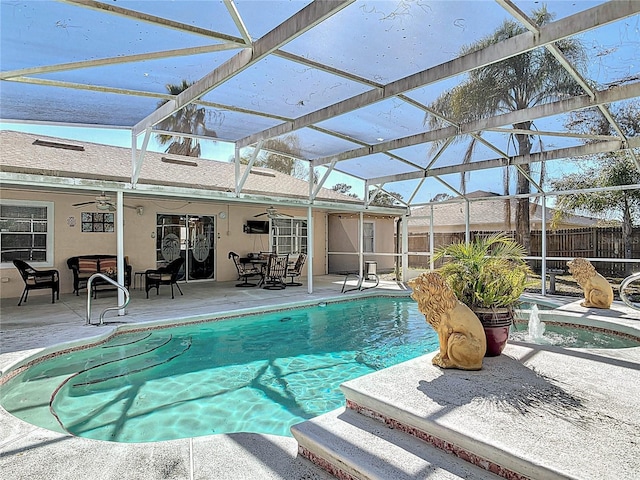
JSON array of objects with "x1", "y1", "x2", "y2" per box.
[{"x1": 1, "y1": 277, "x2": 639, "y2": 479}]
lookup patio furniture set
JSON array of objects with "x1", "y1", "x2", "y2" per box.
[
  {"x1": 12, "y1": 250, "x2": 303, "y2": 305},
  {"x1": 229, "y1": 251, "x2": 306, "y2": 290},
  {"x1": 12, "y1": 255, "x2": 184, "y2": 305}
]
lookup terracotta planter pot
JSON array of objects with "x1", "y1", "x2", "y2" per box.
[{"x1": 474, "y1": 307, "x2": 513, "y2": 357}]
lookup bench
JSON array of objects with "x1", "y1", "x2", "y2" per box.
[{"x1": 67, "y1": 255, "x2": 131, "y2": 296}]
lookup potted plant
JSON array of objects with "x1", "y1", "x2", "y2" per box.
[{"x1": 434, "y1": 233, "x2": 533, "y2": 356}]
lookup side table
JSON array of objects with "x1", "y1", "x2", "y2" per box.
[{"x1": 134, "y1": 271, "x2": 146, "y2": 290}]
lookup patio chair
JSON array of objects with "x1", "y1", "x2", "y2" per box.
[
  {"x1": 145, "y1": 257, "x2": 184, "y2": 299},
  {"x1": 13, "y1": 259, "x2": 60, "y2": 306},
  {"x1": 263, "y1": 253, "x2": 289, "y2": 290},
  {"x1": 341, "y1": 271, "x2": 379, "y2": 294},
  {"x1": 285, "y1": 253, "x2": 306, "y2": 286},
  {"x1": 229, "y1": 252, "x2": 263, "y2": 287}
]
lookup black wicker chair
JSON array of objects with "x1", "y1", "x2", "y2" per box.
[
  {"x1": 13, "y1": 259, "x2": 60, "y2": 306},
  {"x1": 145, "y1": 257, "x2": 184, "y2": 299}
]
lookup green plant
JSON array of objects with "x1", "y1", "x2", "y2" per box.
[{"x1": 435, "y1": 233, "x2": 533, "y2": 310}]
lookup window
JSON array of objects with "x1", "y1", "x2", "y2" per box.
[
  {"x1": 0, "y1": 200, "x2": 54, "y2": 265},
  {"x1": 363, "y1": 221, "x2": 374, "y2": 253},
  {"x1": 271, "y1": 218, "x2": 307, "y2": 255}
]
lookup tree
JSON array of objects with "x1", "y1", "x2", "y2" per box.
[
  {"x1": 332, "y1": 183, "x2": 359, "y2": 198},
  {"x1": 369, "y1": 190, "x2": 403, "y2": 207},
  {"x1": 426, "y1": 5, "x2": 586, "y2": 253},
  {"x1": 236, "y1": 135, "x2": 316, "y2": 181},
  {"x1": 155, "y1": 80, "x2": 218, "y2": 157},
  {"x1": 430, "y1": 193, "x2": 453, "y2": 202},
  {"x1": 552, "y1": 102, "x2": 640, "y2": 267}
]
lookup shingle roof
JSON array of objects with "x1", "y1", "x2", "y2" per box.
[
  {"x1": 409, "y1": 191, "x2": 600, "y2": 229},
  {"x1": 0, "y1": 130, "x2": 359, "y2": 205}
]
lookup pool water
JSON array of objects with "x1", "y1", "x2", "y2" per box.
[
  {"x1": 510, "y1": 322, "x2": 640, "y2": 349},
  {"x1": 1, "y1": 297, "x2": 438, "y2": 442},
  {"x1": 3, "y1": 297, "x2": 637, "y2": 443}
]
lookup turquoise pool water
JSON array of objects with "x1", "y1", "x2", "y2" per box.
[
  {"x1": 510, "y1": 322, "x2": 640, "y2": 348},
  {"x1": 2, "y1": 296, "x2": 637, "y2": 443},
  {"x1": 1, "y1": 297, "x2": 438, "y2": 442}
]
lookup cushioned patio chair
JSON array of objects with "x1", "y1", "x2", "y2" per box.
[
  {"x1": 285, "y1": 253, "x2": 306, "y2": 286},
  {"x1": 229, "y1": 251, "x2": 263, "y2": 287},
  {"x1": 13, "y1": 259, "x2": 60, "y2": 306},
  {"x1": 263, "y1": 253, "x2": 289, "y2": 290},
  {"x1": 145, "y1": 257, "x2": 184, "y2": 299}
]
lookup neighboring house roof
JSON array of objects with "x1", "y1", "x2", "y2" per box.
[
  {"x1": 0, "y1": 130, "x2": 361, "y2": 206},
  {"x1": 409, "y1": 190, "x2": 601, "y2": 230}
]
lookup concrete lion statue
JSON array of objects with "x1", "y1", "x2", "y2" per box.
[
  {"x1": 567, "y1": 258, "x2": 614, "y2": 309},
  {"x1": 408, "y1": 272, "x2": 486, "y2": 370}
]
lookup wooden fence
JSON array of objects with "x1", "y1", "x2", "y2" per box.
[{"x1": 406, "y1": 227, "x2": 640, "y2": 277}]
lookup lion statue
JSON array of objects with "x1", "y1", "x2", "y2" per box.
[
  {"x1": 567, "y1": 258, "x2": 614, "y2": 309},
  {"x1": 408, "y1": 272, "x2": 486, "y2": 370}
]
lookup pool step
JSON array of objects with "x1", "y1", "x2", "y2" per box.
[
  {"x1": 293, "y1": 350, "x2": 588, "y2": 480},
  {"x1": 291, "y1": 407, "x2": 502, "y2": 480}
]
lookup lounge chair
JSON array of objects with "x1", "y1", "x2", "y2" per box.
[
  {"x1": 285, "y1": 253, "x2": 306, "y2": 286},
  {"x1": 341, "y1": 271, "x2": 379, "y2": 293},
  {"x1": 13, "y1": 259, "x2": 60, "y2": 305},
  {"x1": 145, "y1": 257, "x2": 184, "y2": 299},
  {"x1": 229, "y1": 252, "x2": 263, "y2": 287}
]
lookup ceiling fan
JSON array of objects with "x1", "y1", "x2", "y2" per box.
[
  {"x1": 72, "y1": 193, "x2": 143, "y2": 214},
  {"x1": 254, "y1": 206, "x2": 292, "y2": 219}
]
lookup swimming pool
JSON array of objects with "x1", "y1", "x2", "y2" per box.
[
  {"x1": 1, "y1": 297, "x2": 439, "y2": 442},
  {"x1": 2, "y1": 296, "x2": 637, "y2": 443}
]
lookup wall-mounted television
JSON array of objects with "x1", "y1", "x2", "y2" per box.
[{"x1": 244, "y1": 220, "x2": 270, "y2": 234}]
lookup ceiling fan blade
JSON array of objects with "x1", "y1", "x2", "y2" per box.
[
  {"x1": 254, "y1": 212, "x2": 268, "y2": 217},
  {"x1": 72, "y1": 201, "x2": 95, "y2": 207}
]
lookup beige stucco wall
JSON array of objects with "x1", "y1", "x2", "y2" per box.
[
  {"x1": 0, "y1": 190, "x2": 328, "y2": 301},
  {"x1": 327, "y1": 215, "x2": 396, "y2": 274}
]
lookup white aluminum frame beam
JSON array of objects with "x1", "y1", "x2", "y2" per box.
[
  {"x1": 313, "y1": 82, "x2": 640, "y2": 168},
  {"x1": 238, "y1": 1, "x2": 639, "y2": 149},
  {"x1": 368, "y1": 137, "x2": 640, "y2": 185},
  {"x1": 497, "y1": 0, "x2": 638, "y2": 171},
  {"x1": 132, "y1": 0, "x2": 354, "y2": 136},
  {"x1": 61, "y1": 0, "x2": 246, "y2": 43},
  {"x1": 0, "y1": 44, "x2": 242, "y2": 80}
]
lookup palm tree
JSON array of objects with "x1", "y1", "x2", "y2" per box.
[
  {"x1": 237, "y1": 134, "x2": 319, "y2": 182},
  {"x1": 435, "y1": 233, "x2": 532, "y2": 310},
  {"x1": 156, "y1": 80, "x2": 217, "y2": 157},
  {"x1": 427, "y1": 5, "x2": 586, "y2": 252}
]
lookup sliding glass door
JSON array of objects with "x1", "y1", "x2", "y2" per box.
[{"x1": 156, "y1": 214, "x2": 215, "y2": 281}]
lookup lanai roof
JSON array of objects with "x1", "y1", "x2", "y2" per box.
[{"x1": 1, "y1": 0, "x2": 638, "y2": 208}]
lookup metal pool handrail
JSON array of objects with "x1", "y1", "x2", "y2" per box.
[
  {"x1": 620, "y1": 272, "x2": 640, "y2": 312},
  {"x1": 86, "y1": 273, "x2": 131, "y2": 325}
]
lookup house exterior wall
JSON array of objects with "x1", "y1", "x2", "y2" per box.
[
  {"x1": 327, "y1": 215, "x2": 396, "y2": 274},
  {"x1": 0, "y1": 190, "x2": 330, "y2": 300}
]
